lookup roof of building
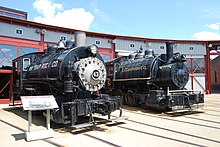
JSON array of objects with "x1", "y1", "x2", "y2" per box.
[
  {"x1": 0, "y1": 6, "x2": 27, "y2": 15},
  {"x1": 0, "y1": 14, "x2": 220, "y2": 45}
]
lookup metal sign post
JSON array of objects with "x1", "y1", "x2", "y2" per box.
[{"x1": 21, "y1": 95, "x2": 58, "y2": 142}]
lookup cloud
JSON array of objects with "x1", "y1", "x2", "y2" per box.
[
  {"x1": 202, "y1": 9, "x2": 220, "y2": 19},
  {"x1": 205, "y1": 22, "x2": 220, "y2": 30},
  {"x1": 33, "y1": 0, "x2": 63, "y2": 18},
  {"x1": 89, "y1": 1, "x2": 126, "y2": 34},
  {"x1": 192, "y1": 31, "x2": 220, "y2": 40},
  {"x1": 90, "y1": 1, "x2": 111, "y2": 23},
  {"x1": 33, "y1": 0, "x2": 94, "y2": 31},
  {"x1": 1, "y1": 48, "x2": 11, "y2": 52},
  {"x1": 192, "y1": 22, "x2": 220, "y2": 40}
]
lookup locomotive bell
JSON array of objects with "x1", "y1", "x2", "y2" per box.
[{"x1": 58, "y1": 40, "x2": 65, "y2": 50}]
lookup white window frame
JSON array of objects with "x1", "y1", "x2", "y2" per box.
[
  {"x1": 130, "y1": 43, "x2": 135, "y2": 48},
  {"x1": 23, "y1": 58, "x2": 30, "y2": 71},
  {"x1": 60, "y1": 36, "x2": 67, "y2": 41},
  {"x1": 95, "y1": 40, "x2": 101, "y2": 45},
  {"x1": 15, "y1": 28, "x2": 23, "y2": 35}
]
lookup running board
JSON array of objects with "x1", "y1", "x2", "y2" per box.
[
  {"x1": 108, "y1": 116, "x2": 128, "y2": 122},
  {"x1": 9, "y1": 103, "x2": 22, "y2": 106},
  {"x1": 71, "y1": 122, "x2": 96, "y2": 129}
]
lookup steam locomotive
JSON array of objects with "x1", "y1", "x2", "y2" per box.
[
  {"x1": 102, "y1": 42, "x2": 204, "y2": 111},
  {"x1": 11, "y1": 39, "x2": 122, "y2": 128}
]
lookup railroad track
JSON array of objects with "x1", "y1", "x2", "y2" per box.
[{"x1": 1, "y1": 95, "x2": 220, "y2": 146}]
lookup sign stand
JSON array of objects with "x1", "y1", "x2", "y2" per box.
[{"x1": 21, "y1": 95, "x2": 58, "y2": 142}]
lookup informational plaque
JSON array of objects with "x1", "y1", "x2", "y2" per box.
[
  {"x1": 20, "y1": 95, "x2": 58, "y2": 141},
  {"x1": 21, "y1": 95, "x2": 58, "y2": 110}
]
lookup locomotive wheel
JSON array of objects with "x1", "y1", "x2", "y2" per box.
[
  {"x1": 115, "y1": 90, "x2": 123, "y2": 97},
  {"x1": 125, "y1": 90, "x2": 136, "y2": 106},
  {"x1": 115, "y1": 90, "x2": 125, "y2": 104}
]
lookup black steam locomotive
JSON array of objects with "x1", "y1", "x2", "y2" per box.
[
  {"x1": 102, "y1": 42, "x2": 204, "y2": 111},
  {"x1": 11, "y1": 40, "x2": 122, "y2": 128}
]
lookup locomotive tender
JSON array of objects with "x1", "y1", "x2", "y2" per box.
[
  {"x1": 11, "y1": 39, "x2": 122, "y2": 128},
  {"x1": 102, "y1": 41, "x2": 204, "y2": 111}
]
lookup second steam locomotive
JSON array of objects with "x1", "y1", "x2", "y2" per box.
[
  {"x1": 11, "y1": 39, "x2": 122, "y2": 128},
  {"x1": 102, "y1": 42, "x2": 204, "y2": 111}
]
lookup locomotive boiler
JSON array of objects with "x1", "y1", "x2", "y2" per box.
[
  {"x1": 11, "y1": 39, "x2": 122, "y2": 128},
  {"x1": 102, "y1": 41, "x2": 204, "y2": 111}
]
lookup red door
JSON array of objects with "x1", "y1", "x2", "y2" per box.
[
  {"x1": 0, "y1": 36, "x2": 41, "y2": 103},
  {"x1": 99, "y1": 48, "x2": 114, "y2": 61},
  {"x1": 185, "y1": 56, "x2": 206, "y2": 93}
]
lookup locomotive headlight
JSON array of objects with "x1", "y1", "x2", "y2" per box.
[{"x1": 89, "y1": 44, "x2": 98, "y2": 54}]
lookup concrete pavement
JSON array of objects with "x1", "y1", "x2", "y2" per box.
[{"x1": 0, "y1": 94, "x2": 220, "y2": 146}]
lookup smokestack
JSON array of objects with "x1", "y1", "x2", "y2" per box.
[
  {"x1": 166, "y1": 41, "x2": 174, "y2": 62},
  {"x1": 74, "y1": 31, "x2": 86, "y2": 47}
]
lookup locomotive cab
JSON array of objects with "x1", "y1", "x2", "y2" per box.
[{"x1": 11, "y1": 52, "x2": 44, "y2": 102}]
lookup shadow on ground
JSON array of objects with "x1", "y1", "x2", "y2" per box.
[
  {"x1": 2, "y1": 106, "x2": 124, "y2": 135},
  {"x1": 122, "y1": 105, "x2": 204, "y2": 117}
]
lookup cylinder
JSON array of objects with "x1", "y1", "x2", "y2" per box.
[{"x1": 74, "y1": 31, "x2": 86, "y2": 47}]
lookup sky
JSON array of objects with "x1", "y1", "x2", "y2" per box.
[{"x1": 1, "y1": 0, "x2": 220, "y2": 40}]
